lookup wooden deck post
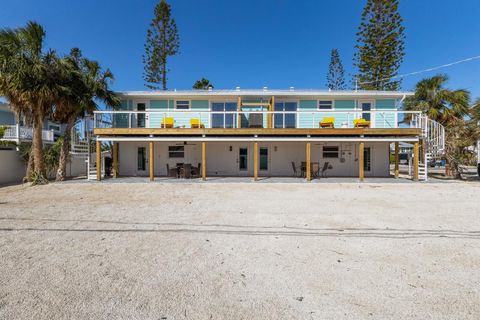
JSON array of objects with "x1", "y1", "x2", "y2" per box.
[
  {"x1": 254, "y1": 142, "x2": 259, "y2": 181},
  {"x1": 359, "y1": 142, "x2": 365, "y2": 182},
  {"x1": 113, "y1": 142, "x2": 119, "y2": 178},
  {"x1": 394, "y1": 142, "x2": 399, "y2": 178},
  {"x1": 201, "y1": 142, "x2": 206, "y2": 181},
  {"x1": 306, "y1": 142, "x2": 311, "y2": 181},
  {"x1": 149, "y1": 141, "x2": 154, "y2": 181},
  {"x1": 413, "y1": 141, "x2": 419, "y2": 181},
  {"x1": 268, "y1": 96, "x2": 275, "y2": 128},
  {"x1": 96, "y1": 140, "x2": 101, "y2": 181},
  {"x1": 237, "y1": 96, "x2": 242, "y2": 128}
]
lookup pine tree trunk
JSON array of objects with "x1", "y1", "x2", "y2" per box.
[
  {"x1": 56, "y1": 116, "x2": 74, "y2": 181},
  {"x1": 162, "y1": 58, "x2": 167, "y2": 90},
  {"x1": 32, "y1": 111, "x2": 46, "y2": 178}
]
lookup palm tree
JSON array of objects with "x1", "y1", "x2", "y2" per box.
[
  {"x1": 0, "y1": 22, "x2": 63, "y2": 181},
  {"x1": 404, "y1": 74, "x2": 470, "y2": 126},
  {"x1": 53, "y1": 48, "x2": 119, "y2": 181},
  {"x1": 404, "y1": 74, "x2": 470, "y2": 178},
  {"x1": 192, "y1": 78, "x2": 214, "y2": 90}
]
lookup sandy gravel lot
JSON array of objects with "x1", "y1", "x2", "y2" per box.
[{"x1": 0, "y1": 180, "x2": 479, "y2": 319}]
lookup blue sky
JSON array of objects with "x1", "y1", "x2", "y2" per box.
[{"x1": 1, "y1": 0, "x2": 480, "y2": 99}]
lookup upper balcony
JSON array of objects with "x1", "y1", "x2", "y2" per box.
[
  {"x1": 93, "y1": 110, "x2": 424, "y2": 137},
  {"x1": 1, "y1": 124, "x2": 55, "y2": 143}
]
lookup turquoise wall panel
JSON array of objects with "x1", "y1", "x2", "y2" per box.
[
  {"x1": 298, "y1": 100, "x2": 317, "y2": 128},
  {"x1": 191, "y1": 100, "x2": 209, "y2": 109},
  {"x1": 375, "y1": 99, "x2": 396, "y2": 109},
  {"x1": 335, "y1": 100, "x2": 355, "y2": 109},
  {"x1": 149, "y1": 100, "x2": 169, "y2": 128}
]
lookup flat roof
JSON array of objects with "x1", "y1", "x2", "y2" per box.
[{"x1": 117, "y1": 89, "x2": 413, "y2": 99}]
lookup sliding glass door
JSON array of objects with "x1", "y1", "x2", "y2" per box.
[
  {"x1": 274, "y1": 102, "x2": 297, "y2": 128},
  {"x1": 212, "y1": 102, "x2": 237, "y2": 128}
]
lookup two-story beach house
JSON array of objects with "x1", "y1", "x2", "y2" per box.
[{"x1": 92, "y1": 89, "x2": 445, "y2": 182}]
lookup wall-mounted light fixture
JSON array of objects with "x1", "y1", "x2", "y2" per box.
[
  {"x1": 229, "y1": 146, "x2": 233, "y2": 152},
  {"x1": 274, "y1": 146, "x2": 278, "y2": 152}
]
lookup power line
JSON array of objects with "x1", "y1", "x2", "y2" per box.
[{"x1": 358, "y1": 55, "x2": 480, "y2": 85}]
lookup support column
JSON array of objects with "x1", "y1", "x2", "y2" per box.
[
  {"x1": 306, "y1": 142, "x2": 311, "y2": 181},
  {"x1": 413, "y1": 141, "x2": 419, "y2": 181},
  {"x1": 202, "y1": 142, "x2": 206, "y2": 181},
  {"x1": 237, "y1": 96, "x2": 242, "y2": 128},
  {"x1": 268, "y1": 96, "x2": 275, "y2": 128},
  {"x1": 112, "y1": 142, "x2": 119, "y2": 178},
  {"x1": 394, "y1": 142, "x2": 399, "y2": 178},
  {"x1": 254, "y1": 142, "x2": 259, "y2": 181},
  {"x1": 359, "y1": 142, "x2": 365, "y2": 182},
  {"x1": 149, "y1": 141, "x2": 154, "y2": 182},
  {"x1": 96, "y1": 140, "x2": 101, "y2": 181}
]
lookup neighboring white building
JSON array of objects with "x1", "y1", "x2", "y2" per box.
[{"x1": 0, "y1": 102, "x2": 85, "y2": 185}]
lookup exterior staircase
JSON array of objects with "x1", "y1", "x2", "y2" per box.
[
  {"x1": 70, "y1": 117, "x2": 105, "y2": 180},
  {"x1": 415, "y1": 115, "x2": 445, "y2": 181}
]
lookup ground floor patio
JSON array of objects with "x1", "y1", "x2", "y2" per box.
[
  {"x1": 0, "y1": 181, "x2": 479, "y2": 319},
  {"x1": 98, "y1": 139, "x2": 421, "y2": 182}
]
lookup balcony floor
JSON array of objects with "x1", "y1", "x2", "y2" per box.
[{"x1": 94, "y1": 127, "x2": 421, "y2": 137}]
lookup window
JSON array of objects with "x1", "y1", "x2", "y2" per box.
[
  {"x1": 212, "y1": 102, "x2": 237, "y2": 128},
  {"x1": 168, "y1": 146, "x2": 184, "y2": 158},
  {"x1": 137, "y1": 147, "x2": 146, "y2": 171},
  {"x1": 49, "y1": 124, "x2": 60, "y2": 131},
  {"x1": 318, "y1": 100, "x2": 333, "y2": 110},
  {"x1": 322, "y1": 146, "x2": 339, "y2": 158},
  {"x1": 260, "y1": 147, "x2": 268, "y2": 170},
  {"x1": 239, "y1": 147, "x2": 248, "y2": 171},
  {"x1": 175, "y1": 100, "x2": 190, "y2": 110},
  {"x1": 364, "y1": 147, "x2": 371, "y2": 171},
  {"x1": 274, "y1": 102, "x2": 297, "y2": 128}
]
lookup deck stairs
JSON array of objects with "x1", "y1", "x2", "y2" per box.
[
  {"x1": 70, "y1": 117, "x2": 105, "y2": 180},
  {"x1": 414, "y1": 115, "x2": 445, "y2": 181}
]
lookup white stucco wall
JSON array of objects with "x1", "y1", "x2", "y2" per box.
[
  {"x1": 0, "y1": 149, "x2": 26, "y2": 185},
  {"x1": 0, "y1": 150, "x2": 88, "y2": 185},
  {"x1": 117, "y1": 141, "x2": 391, "y2": 178}
]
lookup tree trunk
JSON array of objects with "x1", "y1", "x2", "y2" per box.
[
  {"x1": 32, "y1": 111, "x2": 46, "y2": 177},
  {"x1": 56, "y1": 117, "x2": 75, "y2": 181},
  {"x1": 162, "y1": 58, "x2": 167, "y2": 90},
  {"x1": 25, "y1": 151, "x2": 34, "y2": 182}
]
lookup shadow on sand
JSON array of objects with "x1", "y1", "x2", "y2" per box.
[{"x1": 0, "y1": 217, "x2": 479, "y2": 239}]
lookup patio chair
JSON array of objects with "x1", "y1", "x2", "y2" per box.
[
  {"x1": 190, "y1": 118, "x2": 205, "y2": 128},
  {"x1": 182, "y1": 163, "x2": 192, "y2": 179},
  {"x1": 353, "y1": 118, "x2": 371, "y2": 128},
  {"x1": 320, "y1": 117, "x2": 335, "y2": 128},
  {"x1": 311, "y1": 162, "x2": 320, "y2": 178},
  {"x1": 166, "y1": 164, "x2": 178, "y2": 178},
  {"x1": 161, "y1": 117, "x2": 174, "y2": 128},
  {"x1": 291, "y1": 161, "x2": 299, "y2": 177},
  {"x1": 321, "y1": 162, "x2": 332, "y2": 178},
  {"x1": 248, "y1": 113, "x2": 263, "y2": 128},
  {"x1": 191, "y1": 163, "x2": 201, "y2": 178}
]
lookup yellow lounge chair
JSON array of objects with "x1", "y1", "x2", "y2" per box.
[
  {"x1": 161, "y1": 117, "x2": 174, "y2": 128},
  {"x1": 353, "y1": 118, "x2": 371, "y2": 128},
  {"x1": 320, "y1": 117, "x2": 335, "y2": 128},
  {"x1": 190, "y1": 118, "x2": 205, "y2": 128}
]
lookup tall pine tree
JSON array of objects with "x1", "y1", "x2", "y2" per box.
[
  {"x1": 354, "y1": 0, "x2": 405, "y2": 91},
  {"x1": 143, "y1": 0, "x2": 180, "y2": 90},
  {"x1": 326, "y1": 49, "x2": 346, "y2": 90}
]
